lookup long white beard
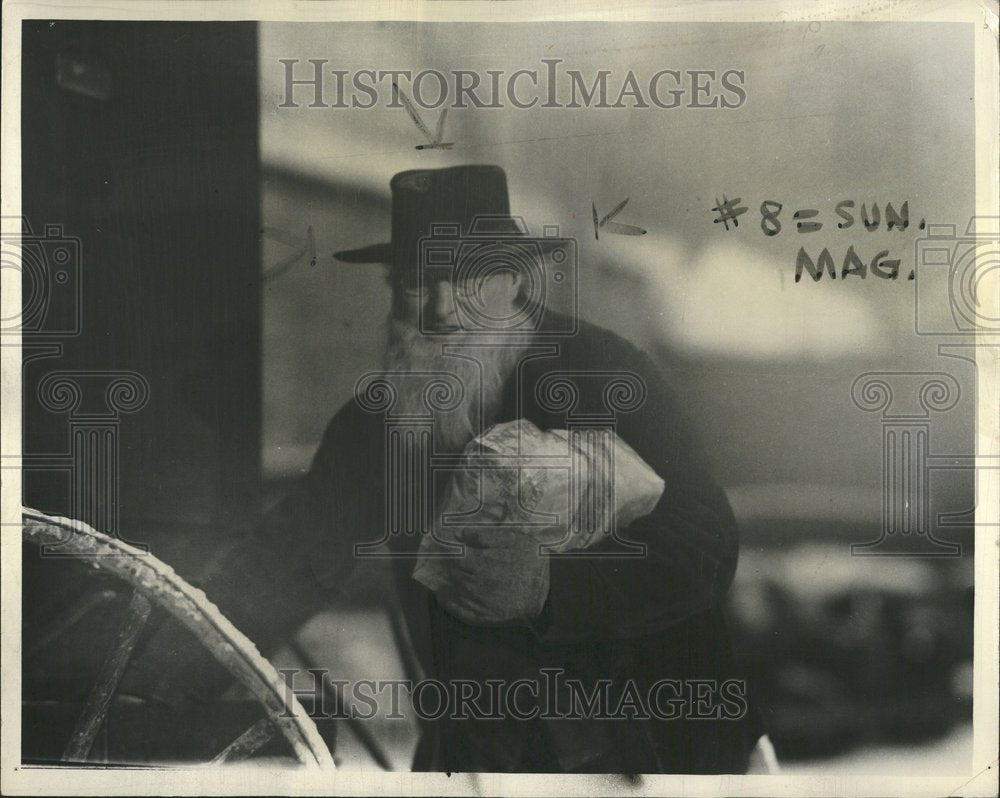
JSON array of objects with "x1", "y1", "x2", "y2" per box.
[{"x1": 382, "y1": 316, "x2": 527, "y2": 453}]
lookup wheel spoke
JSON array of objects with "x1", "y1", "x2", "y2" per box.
[
  {"x1": 210, "y1": 718, "x2": 276, "y2": 764},
  {"x1": 26, "y1": 589, "x2": 118, "y2": 660},
  {"x1": 62, "y1": 591, "x2": 152, "y2": 762}
]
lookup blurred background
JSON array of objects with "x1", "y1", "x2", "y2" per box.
[{"x1": 20, "y1": 19, "x2": 976, "y2": 771}]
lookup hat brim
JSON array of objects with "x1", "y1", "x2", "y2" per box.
[
  {"x1": 335, "y1": 235, "x2": 566, "y2": 266},
  {"x1": 333, "y1": 242, "x2": 393, "y2": 264}
]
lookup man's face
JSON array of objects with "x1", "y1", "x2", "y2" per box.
[
  {"x1": 393, "y1": 269, "x2": 523, "y2": 332},
  {"x1": 383, "y1": 266, "x2": 528, "y2": 453}
]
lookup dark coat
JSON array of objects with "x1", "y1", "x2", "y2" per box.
[{"x1": 200, "y1": 311, "x2": 762, "y2": 773}]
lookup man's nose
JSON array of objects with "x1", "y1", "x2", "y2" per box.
[{"x1": 429, "y1": 281, "x2": 458, "y2": 327}]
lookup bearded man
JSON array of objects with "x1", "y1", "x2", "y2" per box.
[{"x1": 139, "y1": 165, "x2": 767, "y2": 773}]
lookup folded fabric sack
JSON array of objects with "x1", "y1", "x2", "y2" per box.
[{"x1": 412, "y1": 418, "x2": 665, "y2": 625}]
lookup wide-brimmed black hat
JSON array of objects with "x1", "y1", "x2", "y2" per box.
[{"x1": 334, "y1": 164, "x2": 555, "y2": 287}]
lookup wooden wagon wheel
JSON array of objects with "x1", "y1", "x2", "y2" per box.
[{"x1": 21, "y1": 506, "x2": 336, "y2": 769}]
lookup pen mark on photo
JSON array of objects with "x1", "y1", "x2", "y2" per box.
[
  {"x1": 392, "y1": 82, "x2": 454, "y2": 151},
  {"x1": 593, "y1": 197, "x2": 647, "y2": 238}
]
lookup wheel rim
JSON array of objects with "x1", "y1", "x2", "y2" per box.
[{"x1": 22, "y1": 506, "x2": 336, "y2": 769}]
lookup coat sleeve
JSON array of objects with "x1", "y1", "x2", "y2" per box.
[
  {"x1": 200, "y1": 399, "x2": 378, "y2": 655},
  {"x1": 530, "y1": 349, "x2": 739, "y2": 645}
]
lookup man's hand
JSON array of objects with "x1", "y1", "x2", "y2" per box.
[{"x1": 428, "y1": 527, "x2": 551, "y2": 626}]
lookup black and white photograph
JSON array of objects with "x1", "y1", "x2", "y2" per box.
[{"x1": 1, "y1": 1, "x2": 998, "y2": 795}]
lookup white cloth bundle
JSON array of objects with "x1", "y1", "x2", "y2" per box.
[{"x1": 412, "y1": 419, "x2": 665, "y2": 624}]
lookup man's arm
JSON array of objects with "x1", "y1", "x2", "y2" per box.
[
  {"x1": 531, "y1": 349, "x2": 739, "y2": 645},
  {"x1": 201, "y1": 399, "x2": 379, "y2": 652}
]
